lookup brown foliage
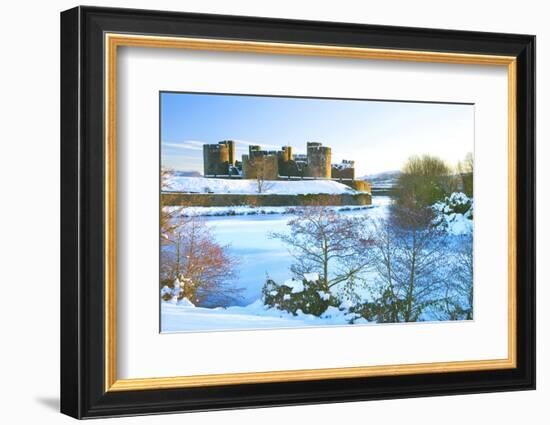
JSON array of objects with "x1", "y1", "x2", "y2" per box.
[
  {"x1": 161, "y1": 215, "x2": 241, "y2": 306},
  {"x1": 396, "y1": 154, "x2": 452, "y2": 208}
]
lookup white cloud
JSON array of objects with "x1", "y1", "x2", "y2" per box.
[{"x1": 162, "y1": 140, "x2": 206, "y2": 151}]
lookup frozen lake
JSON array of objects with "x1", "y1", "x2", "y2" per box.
[{"x1": 202, "y1": 196, "x2": 392, "y2": 304}]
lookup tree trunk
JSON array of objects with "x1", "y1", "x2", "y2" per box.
[{"x1": 405, "y1": 229, "x2": 417, "y2": 322}]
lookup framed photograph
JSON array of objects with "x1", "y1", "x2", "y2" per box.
[{"x1": 60, "y1": 6, "x2": 535, "y2": 419}]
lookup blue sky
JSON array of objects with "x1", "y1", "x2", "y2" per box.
[{"x1": 161, "y1": 92, "x2": 473, "y2": 176}]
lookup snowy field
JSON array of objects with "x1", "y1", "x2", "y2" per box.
[
  {"x1": 161, "y1": 299, "x2": 367, "y2": 333},
  {"x1": 164, "y1": 176, "x2": 363, "y2": 194}
]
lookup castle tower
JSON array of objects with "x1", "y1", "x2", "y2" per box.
[
  {"x1": 306, "y1": 142, "x2": 331, "y2": 178},
  {"x1": 277, "y1": 146, "x2": 293, "y2": 177},
  {"x1": 203, "y1": 142, "x2": 230, "y2": 176},
  {"x1": 219, "y1": 140, "x2": 236, "y2": 165},
  {"x1": 281, "y1": 145, "x2": 292, "y2": 161}
]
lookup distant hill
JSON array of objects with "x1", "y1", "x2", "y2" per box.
[{"x1": 360, "y1": 171, "x2": 400, "y2": 193}]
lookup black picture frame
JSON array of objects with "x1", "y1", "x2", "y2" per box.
[{"x1": 61, "y1": 5, "x2": 535, "y2": 419}]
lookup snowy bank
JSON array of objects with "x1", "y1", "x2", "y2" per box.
[
  {"x1": 433, "y1": 192, "x2": 473, "y2": 236},
  {"x1": 164, "y1": 176, "x2": 360, "y2": 195},
  {"x1": 165, "y1": 204, "x2": 374, "y2": 217},
  {"x1": 161, "y1": 298, "x2": 368, "y2": 333}
]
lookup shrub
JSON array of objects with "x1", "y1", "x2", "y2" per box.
[
  {"x1": 160, "y1": 278, "x2": 184, "y2": 302},
  {"x1": 349, "y1": 289, "x2": 408, "y2": 323},
  {"x1": 432, "y1": 192, "x2": 474, "y2": 230},
  {"x1": 441, "y1": 192, "x2": 473, "y2": 215},
  {"x1": 262, "y1": 275, "x2": 339, "y2": 317}
]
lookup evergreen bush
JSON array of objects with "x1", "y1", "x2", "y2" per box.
[{"x1": 261, "y1": 276, "x2": 339, "y2": 316}]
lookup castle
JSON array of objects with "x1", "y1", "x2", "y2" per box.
[{"x1": 202, "y1": 141, "x2": 367, "y2": 191}]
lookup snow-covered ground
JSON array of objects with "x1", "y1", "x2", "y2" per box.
[
  {"x1": 160, "y1": 195, "x2": 473, "y2": 333},
  {"x1": 161, "y1": 298, "x2": 367, "y2": 333},
  {"x1": 164, "y1": 176, "x2": 362, "y2": 195}
]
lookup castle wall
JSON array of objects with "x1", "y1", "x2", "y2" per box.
[
  {"x1": 278, "y1": 160, "x2": 305, "y2": 178},
  {"x1": 331, "y1": 166, "x2": 355, "y2": 180},
  {"x1": 162, "y1": 192, "x2": 372, "y2": 207},
  {"x1": 279, "y1": 146, "x2": 308, "y2": 178},
  {"x1": 345, "y1": 180, "x2": 370, "y2": 192},
  {"x1": 242, "y1": 154, "x2": 279, "y2": 180}
]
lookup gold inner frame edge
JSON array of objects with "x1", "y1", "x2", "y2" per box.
[{"x1": 104, "y1": 33, "x2": 518, "y2": 392}]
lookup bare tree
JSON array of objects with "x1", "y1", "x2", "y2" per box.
[
  {"x1": 270, "y1": 206, "x2": 375, "y2": 293},
  {"x1": 437, "y1": 235, "x2": 473, "y2": 320},
  {"x1": 463, "y1": 152, "x2": 474, "y2": 174},
  {"x1": 367, "y1": 218, "x2": 402, "y2": 322},
  {"x1": 255, "y1": 161, "x2": 274, "y2": 194},
  {"x1": 368, "y1": 206, "x2": 449, "y2": 322},
  {"x1": 246, "y1": 156, "x2": 275, "y2": 193},
  {"x1": 456, "y1": 152, "x2": 474, "y2": 197},
  {"x1": 256, "y1": 173, "x2": 274, "y2": 194}
]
